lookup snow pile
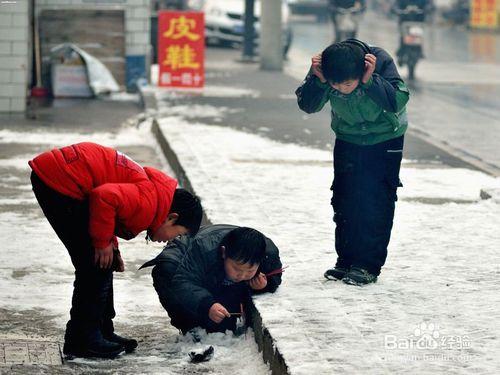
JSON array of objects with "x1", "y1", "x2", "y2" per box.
[
  {"x1": 0, "y1": 124, "x2": 154, "y2": 147},
  {"x1": 158, "y1": 117, "x2": 500, "y2": 374},
  {"x1": 158, "y1": 104, "x2": 243, "y2": 119}
]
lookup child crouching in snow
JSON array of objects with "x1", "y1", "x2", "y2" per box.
[{"x1": 142, "y1": 225, "x2": 282, "y2": 335}]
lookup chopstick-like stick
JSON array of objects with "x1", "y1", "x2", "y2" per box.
[{"x1": 265, "y1": 265, "x2": 289, "y2": 277}]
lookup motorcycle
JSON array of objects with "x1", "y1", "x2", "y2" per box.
[
  {"x1": 332, "y1": 6, "x2": 361, "y2": 42},
  {"x1": 395, "y1": 5, "x2": 425, "y2": 80}
]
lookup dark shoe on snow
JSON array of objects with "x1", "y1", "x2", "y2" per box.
[
  {"x1": 64, "y1": 337, "x2": 125, "y2": 359},
  {"x1": 342, "y1": 267, "x2": 378, "y2": 286},
  {"x1": 324, "y1": 266, "x2": 349, "y2": 280},
  {"x1": 104, "y1": 332, "x2": 138, "y2": 353}
]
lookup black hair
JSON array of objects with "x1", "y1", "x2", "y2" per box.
[
  {"x1": 169, "y1": 188, "x2": 203, "y2": 235},
  {"x1": 321, "y1": 42, "x2": 365, "y2": 84},
  {"x1": 221, "y1": 227, "x2": 266, "y2": 266}
]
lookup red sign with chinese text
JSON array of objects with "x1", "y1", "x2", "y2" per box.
[{"x1": 158, "y1": 11, "x2": 205, "y2": 88}]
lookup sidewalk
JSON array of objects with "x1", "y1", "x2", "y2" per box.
[{"x1": 149, "y1": 47, "x2": 500, "y2": 374}]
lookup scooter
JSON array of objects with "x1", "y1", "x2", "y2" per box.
[
  {"x1": 333, "y1": 6, "x2": 361, "y2": 42},
  {"x1": 395, "y1": 5, "x2": 425, "y2": 80}
]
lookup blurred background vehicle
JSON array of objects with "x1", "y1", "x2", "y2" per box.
[
  {"x1": 328, "y1": 0, "x2": 366, "y2": 41},
  {"x1": 191, "y1": 0, "x2": 293, "y2": 57},
  {"x1": 394, "y1": 5, "x2": 425, "y2": 79},
  {"x1": 288, "y1": 0, "x2": 329, "y2": 21},
  {"x1": 151, "y1": 0, "x2": 293, "y2": 61},
  {"x1": 331, "y1": 6, "x2": 361, "y2": 41}
]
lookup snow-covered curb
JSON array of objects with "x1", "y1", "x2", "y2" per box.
[{"x1": 152, "y1": 119, "x2": 289, "y2": 374}]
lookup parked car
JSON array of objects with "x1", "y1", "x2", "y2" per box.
[
  {"x1": 287, "y1": 0, "x2": 329, "y2": 21},
  {"x1": 189, "y1": 0, "x2": 293, "y2": 56}
]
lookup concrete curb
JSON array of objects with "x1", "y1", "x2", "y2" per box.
[
  {"x1": 151, "y1": 118, "x2": 290, "y2": 375},
  {"x1": 407, "y1": 128, "x2": 500, "y2": 177}
]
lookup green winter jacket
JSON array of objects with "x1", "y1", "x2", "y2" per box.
[{"x1": 296, "y1": 42, "x2": 410, "y2": 145}]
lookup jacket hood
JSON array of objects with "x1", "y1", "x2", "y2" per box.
[
  {"x1": 342, "y1": 38, "x2": 372, "y2": 54},
  {"x1": 144, "y1": 167, "x2": 178, "y2": 236}
]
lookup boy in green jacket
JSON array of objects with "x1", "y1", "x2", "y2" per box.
[{"x1": 296, "y1": 39, "x2": 409, "y2": 285}]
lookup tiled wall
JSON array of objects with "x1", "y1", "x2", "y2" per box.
[{"x1": 0, "y1": 0, "x2": 30, "y2": 113}]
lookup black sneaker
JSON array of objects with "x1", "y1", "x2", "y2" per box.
[
  {"x1": 64, "y1": 336, "x2": 125, "y2": 359},
  {"x1": 342, "y1": 267, "x2": 378, "y2": 286},
  {"x1": 324, "y1": 266, "x2": 349, "y2": 280},
  {"x1": 104, "y1": 333, "x2": 138, "y2": 353}
]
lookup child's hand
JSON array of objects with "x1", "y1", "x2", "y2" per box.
[
  {"x1": 113, "y1": 251, "x2": 125, "y2": 272},
  {"x1": 94, "y1": 243, "x2": 114, "y2": 269},
  {"x1": 311, "y1": 54, "x2": 327, "y2": 83},
  {"x1": 208, "y1": 303, "x2": 230, "y2": 323},
  {"x1": 248, "y1": 272, "x2": 267, "y2": 291},
  {"x1": 362, "y1": 54, "x2": 377, "y2": 84}
]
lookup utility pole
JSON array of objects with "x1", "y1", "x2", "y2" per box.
[
  {"x1": 242, "y1": 0, "x2": 256, "y2": 61},
  {"x1": 260, "y1": 0, "x2": 283, "y2": 71}
]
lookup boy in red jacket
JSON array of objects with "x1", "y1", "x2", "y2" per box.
[{"x1": 29, "y1": 142, "x2": 202, "y2": 359}]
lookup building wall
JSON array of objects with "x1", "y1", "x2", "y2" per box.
[
  {"x1": 0, "y1": 0, "x2": 30, "y2": 113},
  {"x1": 0, "y1": 0, "x2": 151, "y2": 113},
  {"x1": 36, "y1": 0, "x2": 152, "y2": 91}
]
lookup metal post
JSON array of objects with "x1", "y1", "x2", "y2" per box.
[
  {"x1": 260, "y1": 0, "x2": 283, "y2": 71},
  {"x1": 242, "y1": 0, "x2": 256, "y2": 61}
]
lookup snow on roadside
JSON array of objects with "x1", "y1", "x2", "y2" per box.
[
  {"x1": 0, "y1": 122, "x2": 153, "y2": 147},
  {"x1": 158, "y1": 117, "x2": 500, "y2": 375},
  {"x1": 158, "y1": 104, "x2": 243, "y2": 119},
  {"x1": 0, "y1": 123, "x2": 270, "y2": 374}
]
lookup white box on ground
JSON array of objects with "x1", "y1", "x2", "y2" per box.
[{"x1": 51, "y1": 65, "x2": 93, "y2": 98}]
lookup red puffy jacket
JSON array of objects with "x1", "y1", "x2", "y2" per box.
[{"x1": 29, "y1": 142, "x2": 178, "y2": 249}]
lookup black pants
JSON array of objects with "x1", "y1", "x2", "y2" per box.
[
  {"x1": 331, "y1": 136, "x2": 404, "y2": 275},
  {"x1": 30, "y1": 172, "x2": 115, "y2": 344}
]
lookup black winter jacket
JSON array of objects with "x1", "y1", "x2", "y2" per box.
[{"x1": 141, "y1": 224, "x2": 282, "y2": 330}]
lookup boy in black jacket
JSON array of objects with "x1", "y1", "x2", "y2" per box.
[{"x1": 142, "y1": 225, "x2": 282, "y2": 334}]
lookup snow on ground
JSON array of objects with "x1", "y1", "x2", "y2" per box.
[
  {"x1": 157, "y1": 104, "x2": 243, "y2": 119},
  {"x1": 0, "y1": 124, "x2": 270, "y2": 374},
  {"x1": 0, "y1": 124, "x2": 153, "y2": 147},
  {"x1": 158, "y1": 116, "x2": 500, "y2": 375},
  {"x1": 149, "y1": 85, "x2": 260, "y2": 101}
]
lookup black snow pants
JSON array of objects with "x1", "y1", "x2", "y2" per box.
[
  {"x1": 331, "y1": 136, "x2": 404, "y2": 275},
  {"x1": 30, "y1": 172, "x2": 116, "y2": 345}
]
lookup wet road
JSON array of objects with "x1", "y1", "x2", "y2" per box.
[{"x1": 287, "y1": 10, "x2": 500, "y2": 175}]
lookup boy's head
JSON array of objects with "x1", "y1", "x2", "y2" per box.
[
  {"x1": 220, "y1": 227, "x2": 266, "y2": 283},
  {"x1": 321, "y1": 42, "x2": 365, "y2": 94},
  {"x1": 151, "y1": 188, "x2": 202, "y2": 242}
]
